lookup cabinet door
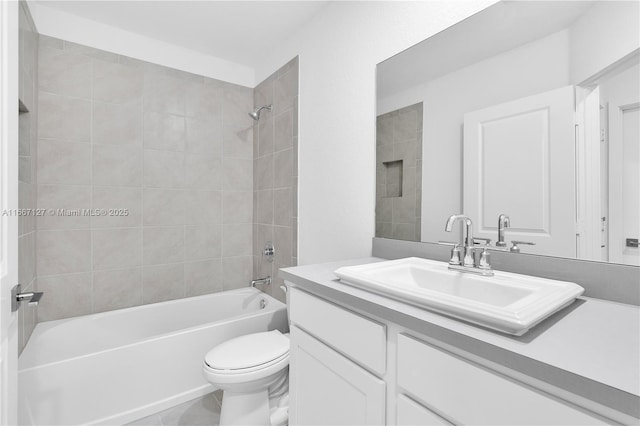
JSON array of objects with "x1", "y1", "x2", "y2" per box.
[
  {"x1": 397, "y1": 394, "x2": 452, "y2": 426},
  {"x1": 289, "y1": 326, "x2": 385, "y2": 425},
  {"x1": 397, "y1": 334, "x2": 609, "y2": 425}
]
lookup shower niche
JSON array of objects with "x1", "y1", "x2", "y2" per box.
[{"x1": 375, "y1": 102, "x2": 423, "y2": 242}]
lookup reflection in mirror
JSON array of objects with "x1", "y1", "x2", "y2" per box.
[{"x1": 376, "y1": 0, "x2": 639, "y2": 266}]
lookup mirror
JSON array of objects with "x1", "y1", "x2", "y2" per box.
[{"x1": 376, "y1": 0, "x2": 640, "y2": 266}]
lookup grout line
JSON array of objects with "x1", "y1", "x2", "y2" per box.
[{"x1": 89, "y1": 55, "x2": 95, "y2": 314}]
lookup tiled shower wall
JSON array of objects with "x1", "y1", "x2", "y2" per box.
[
  {"x1": 18, "y1": 1, "x2": 39, "y2": 353},
  {"x1": 375, "y1": 102, "x2": 423, "y2": 241},
  {"x1": 35, "y1": 36, "x2": 255, "y2": 321},
  {"x1": 253, "y1": 58, "x2": 299, "y2": 303}
]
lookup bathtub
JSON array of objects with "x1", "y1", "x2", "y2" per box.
[{"x1": 18, "y1": 288, "x2": 288, "y2": 425}]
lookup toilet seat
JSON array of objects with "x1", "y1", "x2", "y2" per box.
[
  {"x1": 204, "y1": 330, "x2": 289, "y2": 372},
  {"x1": 205, "y1": 351, "x2": 289, "y2": 375}
]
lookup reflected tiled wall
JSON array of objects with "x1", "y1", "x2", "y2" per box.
[
  {"x1": 36, "y1": 36, "x2": 254, "y2": 321},
  {"x1": 18, "y1": 1, "x2": 39, "y2": 353},
  {"x1": 376, "y1": 103, "x2": 423, "y2": 241},
  {"x1": 253, "y1": 58, "x2": 299, "y2": 303}
]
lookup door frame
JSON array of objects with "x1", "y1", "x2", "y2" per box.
[
  {"x1": 575, "y1": 85, "x2": 603, "y2": 261},
  {"x1": 0, "y1": 0, "x2": 20, "y2": 423}
]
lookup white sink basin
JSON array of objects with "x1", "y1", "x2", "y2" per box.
[{"x1": 334, "y1": 257, "x2": 584, "y2": 335}]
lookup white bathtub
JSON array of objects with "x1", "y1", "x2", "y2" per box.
[{"x1": 18, "y1": 288, "x2": 288, "y2": 425}]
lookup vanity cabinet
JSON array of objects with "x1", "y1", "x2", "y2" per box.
[
  {"x1": 287, "y1": 286, "x2": 615, "y2": 426},
  {"x1": 288, "y1": 287, "x2": 386, "y2": 425}
]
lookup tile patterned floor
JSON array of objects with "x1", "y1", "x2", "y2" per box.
[{"x1": 127, "y1": 391, "x2": 222, "y2": 426}]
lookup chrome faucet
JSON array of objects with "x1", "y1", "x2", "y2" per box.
[
  {"x1": 444, "y1": 215, "x2": 494, "y2": 276},
  {"x1": 251, "y1": 276, "x2": 272, "y2": 287},
  {"x1": 444, "y1": 214, "x2": 474, "y2": 267},
  {"x1": 496, "y1": 214, "x2": 510, "y2": 248}
]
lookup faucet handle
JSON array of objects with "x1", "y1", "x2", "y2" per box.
[{"x1": 510, "y1": 240, "x2": 536, "y2": 253}]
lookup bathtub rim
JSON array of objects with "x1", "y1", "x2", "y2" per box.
[{"x1": 19, "y1": 288, "x2": 286, "y2": 371}]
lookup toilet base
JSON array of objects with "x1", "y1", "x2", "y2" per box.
[{"x1": 220, "y1": 389, "x2": 270, "y2": 426}]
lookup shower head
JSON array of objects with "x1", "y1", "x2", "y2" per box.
[{"x1": 249, "y1": 105, "x2": 272, "y2": 121}]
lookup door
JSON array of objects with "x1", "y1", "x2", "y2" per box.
[
  {"x1": 463, "y1": 86, "x2": 576, "y2": 257},
  {"x1": 0, "y1": 0, "x2": 20, "y2": 423},
  {"x1": 289, "y1": 325, "x2": 386, "y2": 425},
  {"x1": 608, "y1": 99, "x2": 640, "y2": 265}
]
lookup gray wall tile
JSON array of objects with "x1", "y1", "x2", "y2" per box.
[
  {"x1": 37, "y1": 229, "x2": 91, "y2": 276},
  {"x1": 185, "y1": 190, "x2": 222, "y2": 225},
  {"x1": 143, "y1": 188, "x2": 185, "y2": 226},
  {"x1": 37, "y1": 273, "x2": 92, "y2": 321},
  {"x1": 93, "y1": 101, "x2": 143, "y2": 146},
  {"x1": 93, "y1": 268, "x2": 143, "y2": 313},
  {"x1": 92, "y1": 187, "x2": 142, "y2": 228},
  {"x1": 94, "y1": 60, "x2": 143, "y2": 104},
  {"x1": 143, "y1": 226, "x2": 184, "y2": 265},
  {"x1": 223, "y1": 223, "x2": 253, "y2": 257},
  {"x1": 223, "y1": 158, "x2": 253, "y2": 191},
  {"x1": 93, "y1": 144, "x2": 143, "y2": 187},
  {"x1": 185, "y1": 259, "x2": 223, "y2": 296},
  {"x1": 143, "y1": 149, "x2": 185, "y2": 188},
  {"x1": 223, "y1": 191, "x2": 252, "y2": 224},
  {"x1": 38, "y1": 92, "x2": 91, "y2": 141},
  {"x1": 37, "y1": 184, "x2": 92, "y2": 230},
  {"x1": 185, "y1": 225, "x2": 222, "y2": 261},
  {"x1": 143, "y1": 264, "x2": 185, "y2": 304},
  {"x1": 93, "y1": 228, "x2": 142, "y2": 270},
  {"x1": 37, "y1": 140, "x2": 91, "y2": 185},
  {"x1": 222, "y1": 256, "x2": 253, "y2": 291},
  {"x1": 144, "y1": 112, "x2": 186, "y2": 151},
  {"x1": 38, "y1": 48, "x2": 91, "y2": 99},
  {"x1": 185, "y1": 153, "x2": 222, "y2": 189},
  {"x1": 35, "y1": 39, "x2": 293, "y2": 321}
]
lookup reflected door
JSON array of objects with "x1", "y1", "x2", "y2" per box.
[
  {"x1": 463, "y1": 86, "x2": 576, "y2": 257},
  {"x1": 609, "y1": 102, "x2": 639, "y2": 266}
]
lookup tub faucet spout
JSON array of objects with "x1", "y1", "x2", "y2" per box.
[{"x1": 251, "y1": 276, "x2": 272, "y2": 287}]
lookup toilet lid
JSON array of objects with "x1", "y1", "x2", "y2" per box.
[{"x1": 204, "y1": 330, "x2": 289, "y2": 371}]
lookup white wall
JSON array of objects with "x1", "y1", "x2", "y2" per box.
[
  {"x1": 255, "y1": 1, "x2": 496, "y2": 264},
  {"x1": 378, "y1": 29, "x2": 571, "y2": 243},
  {"x1": 27, "y1": 2, "x2": 255, "y2": 87},
  {"x1": 569, "y1": 1, "x2": 640, "y2": 84}
]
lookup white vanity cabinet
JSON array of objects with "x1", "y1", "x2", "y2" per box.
[
  {"x1": 288, "y1": 288, "x2": 386, "y2": 425},
  {"x1": 287, "y1": 286, "x2": 617, "y2": 426}
]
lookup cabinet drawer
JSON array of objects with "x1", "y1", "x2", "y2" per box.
[
  {"x1": 397, "y1": 334, "x2": 608, "y2": 425},
  {"x1": 397, "y1": 394, "x2": 452, "y2": 425},
  {"x1": 289, "y1": 287, "x2": 386, "y2": 375}
]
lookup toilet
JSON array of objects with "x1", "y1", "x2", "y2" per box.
[{"x1": 203, "y1": 330, "x2": 290, "y2": 426}]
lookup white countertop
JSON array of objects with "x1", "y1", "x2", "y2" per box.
[{"x1": 281, "y1": 257, "x2": 640, "y2": 418}]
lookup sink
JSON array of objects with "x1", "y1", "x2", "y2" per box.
[{"x1": 334, "y1": 257, "x2": 584, "y2": 335}]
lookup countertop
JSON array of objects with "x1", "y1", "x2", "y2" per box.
[{"x1": 281, "y1": 257, "x2": 640, "y2": 420}]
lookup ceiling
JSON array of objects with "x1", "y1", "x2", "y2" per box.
[
  {"x1": 377, "y1": 1, "x2": 596, "y2": 100},
  {"x1": 32, "y1": 1, "x2": 330, "y2": 68}
]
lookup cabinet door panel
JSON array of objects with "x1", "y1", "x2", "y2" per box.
[
  {"x1": 397, "y1": 394, "x2": 452, "y2": 425},
  {"x1": 397, "y1": 334, "x2": 608, "y2": 425},
  {"x1": 289, "y1": 326, "x2": 385, "y2": 425}
]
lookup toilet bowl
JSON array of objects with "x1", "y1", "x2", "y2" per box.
[{"x1": 203, "y1": 330, "x2": 290, "y2": 426}]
